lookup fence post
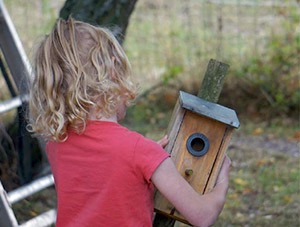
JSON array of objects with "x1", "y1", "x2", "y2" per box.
[{"x1": 153, "y1": 59, "x2": 230, "y2": 227}]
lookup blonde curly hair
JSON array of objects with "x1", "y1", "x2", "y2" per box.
[{"x1": 28, "y1": 18, "x2": 138, "y2": 142}]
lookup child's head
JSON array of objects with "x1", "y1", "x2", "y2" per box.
[{"x1": 28, "y1": 17, "x2": 137, "y2": 141}]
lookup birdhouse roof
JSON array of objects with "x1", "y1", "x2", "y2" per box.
[{"x1": 179, "y1": 91, "x2": 240, "y2": 128}]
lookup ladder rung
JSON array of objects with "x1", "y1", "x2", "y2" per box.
[
  {"x1": 0, "y1": 95, "x2": 28, "y2": 114},
  {"x1": 7, "y1": 174, "x2": 54, "y2": 204},
  {"x1": 19, "y1": 209, "x2": 57, "y2": 227},
  {"x1": 0, "y1": 96, "x2": 21, "y2": 114}
]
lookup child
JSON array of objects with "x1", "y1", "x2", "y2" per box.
[{"x1": 28, "y1": 18, "x2": 231, "y2": 227}]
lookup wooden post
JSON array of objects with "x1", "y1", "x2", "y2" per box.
[
  {"x1": 153, "y1": 59, "x2": 230, "y2": 227},
  {"x1": 197, "y1": 59, "x2": 229, "y2": 101}
]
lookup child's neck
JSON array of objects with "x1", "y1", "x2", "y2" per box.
[
  {"x1": 100, "y1": 115, "x2": 118, "y2": 122},
  {"x1": 89, "y1": 114, "x2": 118, "y2": 123}
]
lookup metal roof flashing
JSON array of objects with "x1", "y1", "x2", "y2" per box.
[{"x1": 179, "y1": 91, "x2": 240, "y2": 128}]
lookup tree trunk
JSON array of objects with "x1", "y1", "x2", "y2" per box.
[{"x1": 59, "y1": 0, "x2": 138, "y2": 44}]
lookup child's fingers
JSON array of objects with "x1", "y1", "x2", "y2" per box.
[
  {"x1": 216, "y1": 155, "x2": 231, "y2": 186},
  {"x1": 157, "y1": 135, "x2": 169, "y2": 148}
]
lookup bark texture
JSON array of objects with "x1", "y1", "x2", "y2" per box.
[{"x1": 59, "y1": 0, "x2": 138, "y2": 44}]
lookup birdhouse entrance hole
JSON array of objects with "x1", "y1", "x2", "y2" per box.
[{"x1": 186, "y1": 133, "x2": 210, "y2": 157}]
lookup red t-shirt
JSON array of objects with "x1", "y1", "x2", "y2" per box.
[{"x1": 46, "y1": 121, "x2": 169, "y2": 227}]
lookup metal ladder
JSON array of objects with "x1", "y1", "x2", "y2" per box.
[
  {"x1": 0, "y1": 0, "x2": 56, "y2": 226},
  {"x1": 0, "y1": 175, "x2": 56, "y2": 227}
]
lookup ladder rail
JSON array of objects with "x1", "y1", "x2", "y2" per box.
[
  {"x1": 0, "y1": 51, "x2": 18, "y2": 97},
  {"x1": 0, "y1": 182, "x2": 19, "y2": 227},
  {"x1": 0, "y1": 0, "x2": 32, "y2": 95}
]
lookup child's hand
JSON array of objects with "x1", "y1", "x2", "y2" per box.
[
  {"x1": 215, "y1": 155, "x2": 231, "y2": 186},
  {"x1": 157, "y1": 135, "x2": 169, "y2": 148}
]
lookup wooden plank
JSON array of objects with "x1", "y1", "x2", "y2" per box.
[
  {"x1": 153, "y1": 100, "x2": 185, "y2": 227},
  {"x1": 204, "y1": 127, "x2": 233, "y2": 193},
  {"x1": 164, "y1": 100, "x2": 186, "y2": 154},
  {"x1": 175, "y1": 113, "x2": 226, "y2": 194}
]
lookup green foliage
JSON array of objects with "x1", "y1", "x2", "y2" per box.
[
  {"x1": 161, "y1": 65, "x2": 183, "y2": 84},
  {"x1": 234, "y1": 7, "x2": 300, "y2": 116},
  {"x1": 124, "y1": 92, "x2": 173, "y2": 138}
]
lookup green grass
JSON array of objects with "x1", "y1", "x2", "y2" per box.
[{"x1": 216, "y1": 148, "x2": 300, "y2": 227}]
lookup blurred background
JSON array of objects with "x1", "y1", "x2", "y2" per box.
[
  {"x1": 0, "y1": 0, "x2": 299, "y2": 226},
  {"x1": 2, "y1": 0, "x2": 299, "y2": 124}
]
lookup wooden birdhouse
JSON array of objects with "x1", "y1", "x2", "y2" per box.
[{"x1": 154, "y1": 91, "x2": 240, "y2": 224}]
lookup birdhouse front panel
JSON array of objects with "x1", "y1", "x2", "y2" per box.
[{"x1": 171, "y1": 111, "x2": 230, "y2": 193}]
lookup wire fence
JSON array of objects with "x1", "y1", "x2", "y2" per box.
[
  {"x1": 125, "y1": 0, "x2": 299, "y2": 89},
  {"x1": 1, "y1": 0, "x2": 299, "y2": 102}
]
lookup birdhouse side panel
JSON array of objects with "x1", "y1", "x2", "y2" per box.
[
  {"x1": 164, "y1": 99, "x2": 186, "y2": 154},
  {"x1": 154, "y1": 99, "x2": 186, "y2": 215}
]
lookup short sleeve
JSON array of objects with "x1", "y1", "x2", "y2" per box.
[{"x1": 134, "y1": 135, "x2": 170, "y2": 183}]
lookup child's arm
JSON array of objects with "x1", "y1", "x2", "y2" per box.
[{"x1": 152, "y1": 155, "x2": 231, "y2": 227}]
